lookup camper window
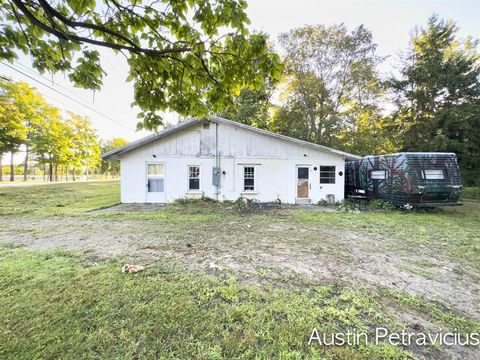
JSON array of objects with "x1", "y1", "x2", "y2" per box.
[
  {"x1": 370, "y1": 170, "x2": 388, "y2": 180},
  {"x1": 422, "y1": 169, "x2": 445, "y2": 180}
]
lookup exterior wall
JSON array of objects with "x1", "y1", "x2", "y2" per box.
[{"x1": 120, "y1": 121, "x2": 346, "y2": 204}]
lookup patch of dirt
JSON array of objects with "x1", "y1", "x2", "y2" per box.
[
  {"x1": 89, "y1": 202, "x2": 336, "y2": 214},
  {"x1": 0, "y1": 212, "x2": 479, "y2": 360},
  {"x1": 388, "y1": 306, "x2": 480, "y2": 360},
  {"x1": 89, "y1": 203, "x2": 167, "y2": 213},
  {"x1": 1, "y1": 214, "x2": 478, "y2": 321}
]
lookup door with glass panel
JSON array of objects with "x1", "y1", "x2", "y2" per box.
[
  {"x1": 146, "y1": 163, "x2": 165, "y2": 202},
  {"x1": 297, "y1": 166, "x2": 310, "y2": 198}
]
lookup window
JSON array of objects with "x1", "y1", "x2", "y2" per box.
[
  {"x1": 244, "y1": 166, "x2": 255, "y2": 191},
  {"x1": 422, "y1": 169, "x2": 445, "y2": 180},
  {"x1": 188, "y1": 166, "x2": 200, "y2": 190},
  {"x1": 147, "y1": 163, "x2": 164, "y2": 192},
  {"x1": 298, "y1": 167, "x2": 309, "y2": 179},
  {"x1": 370, "y1": 170, "x2": 388, "y2": 180},
  {"x1": 320, "y1": 166, "x2": 336, "y2": 184}
]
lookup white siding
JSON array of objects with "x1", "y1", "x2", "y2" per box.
[{"x1": 119, "y1": 121, "x2": 346, "y2": 204}]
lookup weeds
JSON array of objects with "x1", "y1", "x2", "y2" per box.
[
  {"x1": 381, "y1": 289, "x2": 480, "y2": 334},
  {"x1": 0, "y1": 247, "x2": 415, "y2": 359},
  {"x1": 173, "y1": 195, "x2": 219, "y2": 205},
  {"x1": 1, "y1": 182, "x2": 479, "y2": 359},
  {"x1": 336, "y1": 200, "x2": 361, "y2": 213},
  {"x1": 462, "y1": 187, "x2": 480, "y2": 200},
  {"x1": 369, "y1": 200, "x2": 396, "y2": 211}
]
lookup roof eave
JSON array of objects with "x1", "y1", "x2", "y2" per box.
[
  {"x1": 101, "y1": 117, "x2": 204, "y2": 160},
  {"x1": 210, "y1": 116, "x2": 361, "y2": 160},
  {"x1": 101, "y1": 115, "x2": 361, "y2": 161}
]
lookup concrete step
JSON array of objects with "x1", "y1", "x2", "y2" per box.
[{"x1": 295, "y1": 198, "x2": 311, "y2": 205}]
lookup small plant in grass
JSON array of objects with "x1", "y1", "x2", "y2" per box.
[
  {"x1": 369, "y1": 200, "x2": 396, "y2": 211},
  {"x1": 317, "y1": 199, "x2": 329, "y2": 206},
  {"x1": 336, "y1": 200, "x2": 361, "y2": 213},
  {"x1": 173, "y1": 196, "x2": 218, "y2": 205},
  {"x1": 234, "y1": 197, "x2": 249, "y2": 211},
  {"x1": 233, "y1": 197, "x2": 263, "y2": 212}
]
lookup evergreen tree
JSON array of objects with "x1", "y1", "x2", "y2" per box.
[{"x1": 392, "y1": 16, "x2": 480, "y2": 185}]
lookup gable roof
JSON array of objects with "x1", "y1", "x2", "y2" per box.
[{"x1": 101, "y1": 116, "x2": 360, "y2": 160}]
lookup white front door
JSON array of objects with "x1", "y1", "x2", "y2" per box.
[
  {"x1": 296, "y1": 166, "x2": 310, "y2": 199},
  {"x1": 146, "y1": 163, "x2": 165, "y2": 203}
]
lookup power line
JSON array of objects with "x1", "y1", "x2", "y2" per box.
[
  {"x1": 15, "y1": 61, "x2": 97, "y2": 105},
  {"x1": 1, "y1": 61, "x2": 130, "y2": 128},
  {"x1": 13, "y1": 62, "x2": 136, "y2": 131},
  {"x1": 0, "y1": 61, "x2": 135, "y2": 131},
  {"x1": 42, "y1": 93, "x2": 98, "y2": 121}
]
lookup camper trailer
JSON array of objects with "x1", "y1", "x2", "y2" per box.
[{"x1": 345, "y1": 153, "x2": 463, "y2": 207}]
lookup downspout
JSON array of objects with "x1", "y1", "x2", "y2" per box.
[{"x1": 215, "y1": 122, "x2": 219, "y2": 200}]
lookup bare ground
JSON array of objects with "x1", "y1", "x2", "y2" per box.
[
  {"x1": 2, "y1": 204, "x2": 480, "y2": 359},
  {"x1": 1, "y1": 209, "x2": 478, "y2": 327}
]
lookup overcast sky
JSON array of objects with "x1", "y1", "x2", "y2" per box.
[{"x1": 1, "y1": 0, "x2": 479, "y2": 151}]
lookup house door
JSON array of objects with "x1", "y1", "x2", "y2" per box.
[
  {"x1": 146, "y1": 163, "x2": 165, "y2": 203},
  {"x1": 297, "y1": 166, "x2": 310, "y2": 198}
]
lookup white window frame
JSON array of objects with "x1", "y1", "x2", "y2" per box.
[
  {"x1": 188, "y1": 165, "x2": 201, "y2": 191},
  {"x1": 370, "y1": 169, "x2": 389, "y2": 180},
  {"x1": 421, "y1": 169, "x2": 445, "y2": 180},
  {"x1": 319, "y1": 166, "x2": 336, "y2": 184},
  {"x1": 243, "y1": 166, "x2": 256, "y2": 192}
]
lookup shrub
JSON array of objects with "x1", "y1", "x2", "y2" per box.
[
  {"x1": 173, "y1": 196, "x2": 218, "y2": 205},
  {"x1": 336, "y1": 200, "x2": 360, "y2": 213},
  {"x1": 462, "y1": 187, "x2": 480, "y2": 200},
  {"x1": 369, "y1": 200, "x2": 396, "y2": 211}
]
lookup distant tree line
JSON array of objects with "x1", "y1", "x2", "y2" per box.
[
  {"x1": 1, "y1": 7, "x2": 478, "y2": 185},
  {"x1": 0, "y1": 79, "x2": 127, "y2": 181},
  {"x1": 222, "y1": 16, "x2": 480, "y2": 186}
]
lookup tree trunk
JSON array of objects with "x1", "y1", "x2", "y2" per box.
[
  {"x1": 10, "y1": 152, "x2": 14, "y2": 181},
  {"x1": 0, "y1": 153, "x2": 3, "y2": 181},
  {"x1": 49, "y1": 159, "x2": 53, "y2": 182},
  {"x1": 23, "y1": 145, "x2": 29, "y2": 181}
]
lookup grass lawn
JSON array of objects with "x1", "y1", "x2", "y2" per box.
[{"x1": 0, "y1": 182, "x2": 479, "y2": 359}]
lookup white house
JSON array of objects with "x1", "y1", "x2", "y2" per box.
[{"x1": 101, "y1": 116, "x2": 360, "y2": 204}]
